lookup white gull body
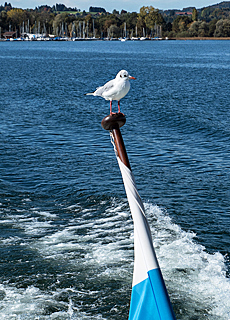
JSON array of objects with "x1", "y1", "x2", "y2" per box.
[{"x1": 86, "y1": 70, "x2": 135, "y2": 114}]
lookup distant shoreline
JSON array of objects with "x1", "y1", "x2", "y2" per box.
[
  {"x1": 1, "y1": 37, "x2": 230, "y2": 42},
  {"x1": 171, "y1": 37, "x2": 230, "y2": 40}
]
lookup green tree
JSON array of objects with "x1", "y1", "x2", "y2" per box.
[
  {"x1": 188, "y1": 21, "x2": 199, "y2": 36},
  {"x1": 53, "y1": 12, "x2": 72, "y2": 29},
  {"x1": 108, "y1": 24, "x2": 120, "y2": 37},
  {"x1": 0, "y1": 10, "x2": 7, "y2": 31},
  {"x1": 214, "y1": 19, "x2": 230, "y2": 37},
  {"x1": 95, "y1": 13, "x2": 120, "y2": 37},
  {"x1": 188, "y1": 20, "x2": 209, "y2": 37},
  {"x1": 211, "y1": 8, "x2": 223, "y2": 20},
  {"x1": 201, "y1": 8, "x2": 214, "y2": 21},
  {"x1": 136, "y1": 14, "x2": 145, "y2": 36},
  {"x1": 123, "y1": 12, "x2": 138, "y2": 30},
  {"x1": 103, "y1": 14, "x2": 120, "y2": 31},
  {"x1": 208, "y1": 19, "x2": 217, "y2": 36},
  {"x1": 172, "y1": 16, "x2": 192, "y2": 34},
  {"x1": 112, "y1": 9, "x2": 119, "y2": 15},
  {"x1": 198, "y1": 21, "x2": 208, "y2": 37}
]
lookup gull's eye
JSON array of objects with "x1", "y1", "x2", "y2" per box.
[{"x1": 124, "y1": 74, "x2": 127, "y2": 77}]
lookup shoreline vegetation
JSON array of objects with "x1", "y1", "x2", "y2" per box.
[
  {"x1": 1, "y1": 1, "x2": 230, "y2": 40},
  {"x1": 173, "y1": 37, "x2": 230, "y2": 40},
  {"x1": 1, "y1": 37, "x2": 230, "y2": 41}
]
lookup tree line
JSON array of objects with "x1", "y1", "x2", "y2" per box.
[{"x1": 1, "y1": 2, "x2": 230, "y2": 38}]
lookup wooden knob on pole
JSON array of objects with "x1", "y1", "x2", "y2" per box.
[
  {"x1": 101, "y1": 113, "x2": 131, "y2": 170},
  {"x1": 101, "y1": 113, "x2": 126, "y2": 131}
]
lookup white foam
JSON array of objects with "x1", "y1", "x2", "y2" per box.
[
  {"x1": 144, "y1": 203, "x2": 230, "y2": 319},
  {"x1": 0, "y1": 236, "x2": 22, "y2": 245},
  {"x1": 0, "y1": 284, "x2": 106, "y2": 320},
  {"x1": 1, "y1": 199, "x2": 229, "y2": 319},
  {"x1": 28, "y1": 201, "x2": 230, "y2": 319},
  {"x1": 66, "y1": 204, "x2": 82, "y2": 210},
  {"x1": 2, "y1": 209, "x2": 56, "y2": 236},
  {"x1": 32, "y1": 209, "x2": 57, "y2": 219},
  {"x1": 22, "y1": 198, "x2": 32, "y2": 203},
  {"x1": 35, "y1": 208, "x2": 133, "y2": 269}
]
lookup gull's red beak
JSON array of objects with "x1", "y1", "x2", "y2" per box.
[{"x1": 129, "y1": 75, "x2": 136, "y2": 80}]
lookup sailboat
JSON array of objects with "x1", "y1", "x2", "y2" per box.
[
  {"x1": 140, "y1": 27, "x2": 147, "y2": 40},
  {"x1": 120, "y1": 22, "x2": 128, "y2": 41},
  {"x1": 131, "y1": 25, "x2": 139, "y2": 40}
]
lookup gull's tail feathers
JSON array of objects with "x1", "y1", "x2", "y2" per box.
[{"x1": 85, "y1": 92, "x2": 95, "y2": 96}]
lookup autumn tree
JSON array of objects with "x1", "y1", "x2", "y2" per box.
[
  {"x1": 139, "y1": 6, "x2": 164, "y2": 29},
  {"x1": 192, "y1": 8, "x2": 198, "y2": 21},
  {"x1": 7, "y1": 8, "x2": 28, "y2": 29}
]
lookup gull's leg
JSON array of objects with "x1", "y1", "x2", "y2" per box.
[
  {"x1": 118, "y1": 101, "x2": 121, "y2": 113},
  {"x1": 110, "y1": 100, "x2": 112, "y2": 115}
]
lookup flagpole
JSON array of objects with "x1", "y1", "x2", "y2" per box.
[{"x1": 101, "y1": 113, "x2": 176, "y2": 320}]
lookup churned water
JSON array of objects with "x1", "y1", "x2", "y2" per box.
[{"x1": 0, "y1": 40, "x2": 230, "y2": 319}]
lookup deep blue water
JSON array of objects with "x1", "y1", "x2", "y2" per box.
[{"x1": 0, "y1": 40, "x2": 230, "y2": 319}]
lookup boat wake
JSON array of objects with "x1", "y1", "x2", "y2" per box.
[
  {"x1": 144, "y1": 203, "x2": 230, "y2": 319},
  {"x1": 0, "y1": 198, "x2": 229, "y2": 319}
]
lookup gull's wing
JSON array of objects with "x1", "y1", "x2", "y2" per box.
[{"x1": 93, "y1": 79, "x2": 115, "y2": 96}]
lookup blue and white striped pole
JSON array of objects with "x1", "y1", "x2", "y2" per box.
[{"x1": 102, "y1": 113, "x2": 176, "y2": 320}]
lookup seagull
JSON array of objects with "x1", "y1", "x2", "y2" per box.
[{"x1": 85, "y1": 70, "x2": 136, "y2": 114}]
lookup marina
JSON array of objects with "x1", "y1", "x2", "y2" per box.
[
  {"x1": 0, "y1": 40, "x2": 230, "y2": 319},
  {"x1": 0, "y1": 34, "x2": 164, "y2": 41}
]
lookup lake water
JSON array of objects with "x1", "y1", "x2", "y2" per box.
[{"x1": 0, "y1": 40, "x2": 230, "y2": 319}]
